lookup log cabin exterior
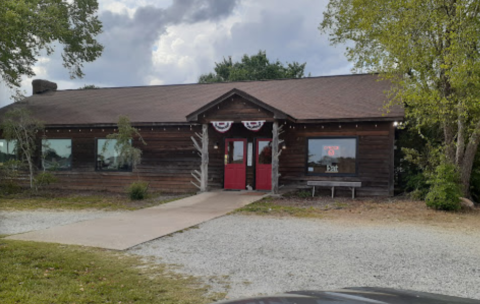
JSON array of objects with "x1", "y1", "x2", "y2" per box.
[{"x1": 0, "y1": 74, "x2": 404, "y2": 196}]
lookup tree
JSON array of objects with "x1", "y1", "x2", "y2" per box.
[
  {"x1": 198, "y1": 51, "x2": 306, "y2": 83},
  {"x1": 104, "y1": 116, "x2": 146, "y2": 170},
  {"x1": 320, "y1": 0, "x2": 480, "y2": 197},
  {"x1": 79, "y1": 85, "x2": 100, "y2": 90},
  {"x1": 0, "y1": 0, "x2": 103, "y2": 89},
  {"x1": 0, "y1": 108, "x2": 44, "y2": 189}
]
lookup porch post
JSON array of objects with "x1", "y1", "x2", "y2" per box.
[
  {"x1": 271, "y1": 120, "x2": 284, "y2": 194},
  {"x1": 191, "y1": 124, "x2": 209, "y2": 192}
]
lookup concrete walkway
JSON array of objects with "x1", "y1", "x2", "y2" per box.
[{"x1": 6, "y1": 191, "x2": 265, "y2": 250}]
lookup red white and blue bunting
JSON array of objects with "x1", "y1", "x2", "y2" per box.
[
  {"x1": 211, "y1": 120, "x2": 266, "y2": 133},
  {"x1": 211, "y1": 121, "x2": 233, "y2": 133},
  {"x1": 242, "y1": 120, "x2": 265, "y2": 132}
]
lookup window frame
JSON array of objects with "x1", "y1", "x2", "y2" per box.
[
  {"x1": 41, "y1": 138, "x2": 73, "y2": 171},
  {"x1": 305, "y1": 136, "x2": 359, "y2": 177},
  {"x1": 95, "y1": 138, "x2": 133, "y2": 172}
]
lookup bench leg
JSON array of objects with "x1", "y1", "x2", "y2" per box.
[
  {"x1": 312, "y1": 186, "x2": 315, "y2": 198},
  {"x1": 331, "y1": 187, "x2": 335, "y2": 198},
  {"x1": 351, "y1": 187, "x2": 355, "y2": 199}
]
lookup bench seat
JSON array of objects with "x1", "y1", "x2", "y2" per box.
[{"x1": 307, "y1": 181, "x2": 362, "y2": 199}]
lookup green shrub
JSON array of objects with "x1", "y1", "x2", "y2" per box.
[
  {"x1": 425, "y1": 163, "x2": 462, "y2": 211},
  {"x1": 34, "y1": 172, "x2": 58, "y2": 190},
  {"x1": 296, "y1": 190, "x2": 312, "y2": 198},
  {"x1": 0, "y1": 160, "x2": 23, "y2": 195},
  {"x1": 127, "y1": 181, "x2": 149, "y2": 200},
  {"x1": 405, "y1": 172, "x2": 429, "y2": 200},
  {"x1": 0, "y1": 180, "x2": 21, "y2": 195}
]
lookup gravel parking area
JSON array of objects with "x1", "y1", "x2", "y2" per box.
[
  {"x1": 129, "y1": 215, "x2": 480, "y2": 300},
  {"x1": 0, "y1": 210, "x2": 124, "y2": 235}
]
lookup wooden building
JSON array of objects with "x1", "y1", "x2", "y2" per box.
[{"x1": 0, "y1": 74, "x2": 404, "y2": 196}]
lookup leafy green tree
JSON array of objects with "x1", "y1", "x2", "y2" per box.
[
  {"x1": 0, "y1": 108, "x2": 44, "y2": 189},
  {"x1": 321, "y1": 0, "x2": 480, "y2": 197},
  {"x1": 0, "y1": 0, "x2": 103, "y2": 89},
  {"x1": 199, "y1": 51, "x2": 306, "y2": 83},
  {"x1": 79, "y1": 84, "x2": 100, "y2": 90},
  {"x1": 104, "y1": 116, "x2": 146, "y2": 170}
]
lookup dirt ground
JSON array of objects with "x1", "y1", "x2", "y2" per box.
[{"x1": 268, "y1": 191, "x2": 480, "y2": 232}]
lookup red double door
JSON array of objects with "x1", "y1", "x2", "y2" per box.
[{"x1": 224, "y1": 138, "x2": 272, "y2": 191}]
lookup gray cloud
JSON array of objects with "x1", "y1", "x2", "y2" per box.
[
  {"x1": 43, "y1": 0, "x2": 241, "y2": 87},
  {"x1": 0, "y1": 0, "x2": 354, "y2": 109},
  {"x1": 168, "y1": 0, "x2": 239, "y2": 23},
  {"x1": 211, "y1": 0, "x2": 352, "y2": 77}
]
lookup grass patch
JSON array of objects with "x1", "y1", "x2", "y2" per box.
[
  {"x1": 0, "y1": 190, "x2": 189, "y2": 211},
  {"x1": 0, "y1": 240, "x2": 222, "y2": 304},
  {"x1": 235, "y1": 197, "x2": 323, "y2": 218}
]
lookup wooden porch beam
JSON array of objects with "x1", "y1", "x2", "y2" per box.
[{"x1": 271, "y1": 120, "x2": 284, "y2": 194}]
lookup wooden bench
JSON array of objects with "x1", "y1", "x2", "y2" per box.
[{"x1": 307, "y1": 181, "x2": 362, "y2": 199}]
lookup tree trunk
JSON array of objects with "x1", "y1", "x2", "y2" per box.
[
  {"x1": 456, "y1": 106, "x2": 465, "y2": 166},
  {"x1": 444, "y1": 122, "x2": 456, "y2": 164},
  {"x1": 26, "y1": 152, "x2": 34, "y2": 189},
  {"x1": 459, "y1": 119, "x2": 480, "y2": 197}
]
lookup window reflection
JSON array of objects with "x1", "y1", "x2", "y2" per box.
[
  {"x1": 96, "y1": 139, "x2": 131, "y2": 171},
  {"x1": 42, "y1": 139, "x2": 72, "y2": 170},
  {"x1": 227, "y1": 141, "x2": 244, "y2": 164},
  {"x1": 258, "y1": 141, "x2": 272, "y2": 165},
  {"x1": 0, "y1": 140, "x2": 17, "y2": 164},
  {"x1": 307, "y1": 138, "x2": 357, "y2": 175}
]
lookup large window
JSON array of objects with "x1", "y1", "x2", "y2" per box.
[
  {"x1": 42, "y1": 139, "x2": 72, "y2": 170},
  {"x1": 307, "y1": 137, "x2": 357, "y2": 175},
  {"x1": 0, "y1": 140, "x2": 17, "y2": 164},
  {"x1": 96, "y1": 139, "x2": 131, "y2": 171}
]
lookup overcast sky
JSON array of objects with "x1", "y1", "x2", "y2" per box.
[{"x1": 0, "y1": 0, "x2": 352, "y2": 108}]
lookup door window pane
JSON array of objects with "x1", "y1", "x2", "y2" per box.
[
  {"x1": 307, "y1": 138, "x2": 357, "y2": 175},
  {"x1": 42, "y1": 139, "x2": 72, "y2": 170},
  {"x1": 227, "y1": 141, "x2": 244, "y2": 164},
  {"x1": 97, "y1": 139, "x2": 131, "y2": 171},
  {"x1": 0, "y1": 140, "x2": 17, "y2": 164},
  {"x1": 258, "y1": 141, "x2": 272, "y2": 165}
]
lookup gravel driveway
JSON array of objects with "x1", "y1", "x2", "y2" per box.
[
  {"x1": 0, "y1": 210, "x2": 124, "y2": 235},
  {"x1": 129, "y1": 215, "x2": 480, "y2": 300}
]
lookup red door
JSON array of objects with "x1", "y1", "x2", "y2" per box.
[
  {"x1": 224, "y1": 139, "x2": 247, "y2": 190},
  {"x1": 256, "y1": 139, "x2": 272, "y2": 191}
]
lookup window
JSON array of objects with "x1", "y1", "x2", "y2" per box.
[
  {"x1": 307, "y1": 137, "x2": 357, "y2": 175},
  {"x1": 257, "y1": 141, "x2": 272, "y2": 164},
  {"x1": 96, "y1": 139, "x2": 131, "y2": 171},
  {"x1": 0, "y1": 140, "x2": 17, "y2": 164},
  {"x1": 227, "y1": 141, "x2": 245, "y2": 164},
  {"x1": 42, "y1": 139, "x2": 72, "y2": 170}
]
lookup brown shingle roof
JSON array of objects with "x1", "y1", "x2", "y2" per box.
[{"x1": 0, "y1": 74, "x2": 404, "y2": 126}]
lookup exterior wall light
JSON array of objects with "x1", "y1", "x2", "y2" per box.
[
  {"x1": 282, "y1": 144, "x2": 287, "y2": 150},
  {"x1": 214, "y1": 142, "x2": 219, "y2": 149},
  {"x1": 394, "y1": 121, "x2": 398, "y2": 127}
]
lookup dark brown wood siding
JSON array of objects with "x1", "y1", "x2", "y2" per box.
[
  {"x1": 38, "y1": 125, "x2": 201, "y2": 193},
  {"x1": 279, "y1": 121, "x2": 395, "y2": 196},
  {"x1": 198, "y1": 94, "x2": 275, "y2": 123},
  {"x1": 7, "y1": 117, "x2": 395, "y2": 196}
]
